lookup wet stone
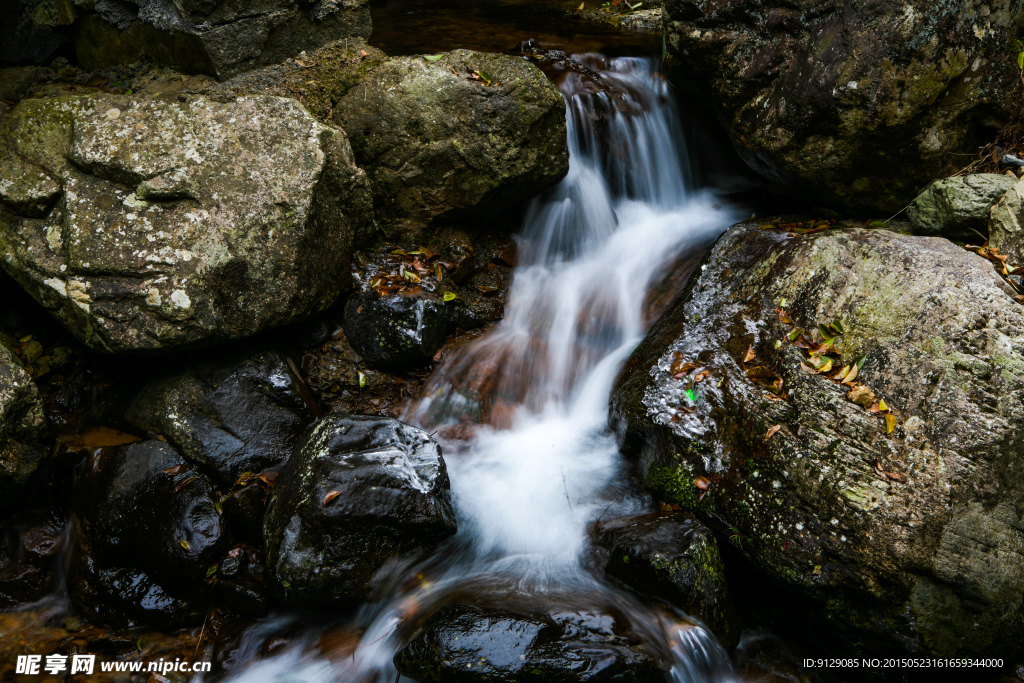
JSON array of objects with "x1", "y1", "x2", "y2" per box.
[{"x1": 0, "y1": 336, "x2": 52, "y2": 502}]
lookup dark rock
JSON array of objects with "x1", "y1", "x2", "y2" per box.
[
  {"x1": 907, "y1": 174, "x2": 1017, "y2": 240},
  {"x1": 596, "y1": 512, "x2": 736, "y2": 646},
  {"x1": 0, "y1": 514, "x2": 63, "y2": 607},
  {"x1": 335, "y1": 49, "x2": 568, "y2": 238},
  {"x1": 215, "y1": 544, "x2": 269, "y2": 618},
  {"x1": 125, "y1": 350, "x2": 313, "y2": 487},
  {"x1": 394, "y1": 602, "x2": 667, "y2": 682},
  {"x1": 0, "y1": 93, "x2": 372, "y2": 353},
  {"x1": 611, "y1": 220, "x2": 1024, "y2": 657},
  {"x1": 663, "y1": 0, "x2": 1024, "y2": 213},
  {"x1": 74, "y1": 440, "x2": 224, "y2": 588},
  {"x1": 1, "y1": 0, "x2": 76, "y2": 67},
  {"x1": 73, "y1": 0, "x2": 372, "y2": 81},
  {"x1": 264, "y1": 414, "x2": 457, "y2": 607},
  {"x1": 0, "y1": 337, "x2": 52, "y2": 501}
]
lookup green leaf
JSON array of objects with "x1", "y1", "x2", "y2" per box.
[
  {"x1": 778, "y1": 297, "x2": 789, "y2": 308},
  {"x1": 206, "y1": 563, "x2": 218, "y2": 577},
  {"x1": 424, "y1": 54, "x2": 444, "y2": 61},
  {"x1": 443, "y1": 291, "x2": 457, "y2": 302},
  {"x1": 818, "y1": 324, "x2": 835, "y2": 341},
  {"x1": 1018, "y1": 50, "x2": 1024, "y2": 71},
  {"x1": 855, "y1": 355, "x2": 867, "y2": 369},
  {"x1": 477, "y1": 69, "x2": 493, "y2": 84},
  {"x1": 830, "y1": 319, "x2": 845, "y2": 335},
  {"x1": 358, "y1": 370, "x2": 367, "y2": 389}
]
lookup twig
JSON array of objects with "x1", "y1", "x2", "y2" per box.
[{"x1": 561, "y1": 468, "x2": 573, "y2": 513}]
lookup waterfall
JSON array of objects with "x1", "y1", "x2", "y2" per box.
[{"x1": 225, "y1": 54, "x2": 741, "y2": 683}]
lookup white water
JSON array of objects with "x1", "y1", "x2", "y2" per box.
[{"x1": 226, "y1": 55, "x2": 741, "y2": 683}]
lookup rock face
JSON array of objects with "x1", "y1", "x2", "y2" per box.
[
  {"x1": 335, "y1": 50, "x2": 569, "y2": 237},
  {"x1": 611, "y1": 221, "x2": 1024, "y2": 657},
  {"x1": 663, "y1": 0, "x2": 1024, "y2": 212},
  {"x1": 125, "y1": 350, "x2": 313, "y2": 486},
  {"x1": 265, "y1": 415, "x2": 457, "y2": 606},
  {"x1": 0, "y1": 93, "x2": 372, "y2": 353},
  {"x1": 70, "y1": 440, "x2": 223, "y2": 626},
  {"x1": 73, "y1": 0, "x2": 372, "y2": 81},
  {"x1": 596, "y1": 512, "x2": 736, "y2": 646},
  {"x1": 908, "y1": 174, "x2": 1017, "y2": 241},
  {"x1": 2, "y1": 0, "x2": 76, "y2": 67},
  {"x1": 989, "y1": 177, "x2": 1024, "y2": 264},
  {"x1": 394, "y1": 602, "x2": 666, "y2": 683},
  {"x1": 0, "y1": 339, "x2": 51, "y2": 500}
]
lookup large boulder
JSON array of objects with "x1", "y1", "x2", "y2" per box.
[
  {"x1": 334, "y1": 50, "x2": 569, "y2": 237},
  {"x1": 72, "y1": 0, "x2": 371, "y2": 81},
  {"x1": 663, "y1": 0, "x2": 1024, "y2": 213},
  {"x1": 394, "y1": 602, "x2": 667, "y2": 683},
  {"x1": 0, "y1": 93, "x2": 372, "y2": 353},
  {"x1": 264, "y1": 414, "x2": 457, "y2": 607},
  {"x1": 1, "y1": 0, "x2": 76, "y2": 67},
  {"x1": 125, "y1": 350, "x2": 313, "y2": 486},
  {"x1": 990, "y1": 177, "x2": 1024, "y2": 265},
  {"x1": 611, "y1": 220, "x2": 1024, "y2": 657},
  {"x1": 0, "y1": 338, "x2": 51, "y2": 500},
  {"x1": 907, "y1": 173, "x2": 1018, "y2": 241}
]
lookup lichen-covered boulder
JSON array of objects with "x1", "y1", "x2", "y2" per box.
[
  {"x1": 908, "y1": 173, "x2": 1017, "y2": 241},
  {"x1": 990, "y1": 177, "x2": 1024, "y2": 264},
  {"x1": 663, "y1": 0, "x2": 1024, "y2": 213},
  {"x1": 124, "y1": 350, "x2": 313, "y2": 486},
  {"x1": 73, "y1": 0, "x2": 371, "y2": 81},
  {"x1": 611, "y1": 220, "x2": 1024, "y2": 657},
  {"x1": 595, "y1": 512, "x2": 736, "y2": 646},
  {"x1": 334, "y1": 50, "x2": 568, "y2": 237},
  {"x1": 0, "y1": 93, "x2": 372, "y2": 353},
  {"x1": 265, "y1": 414, "x2": 457, "y2": 607},
  {"x1": 0, "y1": 338, "x2": 51, "y2": 500}
]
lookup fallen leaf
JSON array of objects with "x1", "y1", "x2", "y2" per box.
[
  {"x1": 774, "y1": 308, "x2": 793, "y2": 324},
  {"x1": 799, "y1": 361, "x2": 819, "y2": 374},
  {"x1": 765, "y1": 424, "x2": 781, "y2": 440},
  {"x1": 357, "y1": 370, "x2": 367, "y2": 389},
  {"x1": 174, "y1": 476, "x2": 197, "y2": 493},
  {"x1": 671, "y1": 359, "x2": 698, "y2": 374},
  {"x1": 179, "y1": 539, "x2": 191, "y2": 551},
  {"x1": 841, "y1": 363, "x2": 859, "y2": 385},
  {"x1": 877, "y1": 398, "x2": 889, "y2": 412},
  {"x1": 577, "y1": 1, "x2": 585, "y2": 8},
  {"x1": 848, "y1": 384, "x2": 876, "y2": 407},
  {"x1": 359, "y1": 49, "x2": 369, "y2": 58},
  {"x1": 443, "y1": 291, "x2": 457, "y2": 302},
  {"x1": 424, "y1": 54, "x2": 444, "y2": 61},
  {"x1": 743, "y1": 345, "x2": 755, "y2": 364},
  {"x1": 163, "y1": 464, "x2": 187, "y2": 476},
  {"x1": 885, "y1": 414, "x2": 898, "y2": 434},
  {"x1": 323, "y1": 491, "x2": 341, "y2": 506},
  {"x1": 693, "y1": 370, "x2": 711, "y2": 383},
  {"x1": 694, "y1": 476, "x2": 710, "y2": 490}
]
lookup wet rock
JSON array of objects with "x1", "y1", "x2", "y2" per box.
[
  {"x1": 0, "y1": 93, "x2": 372, "y2": 353},
  {"x1": 74, "y1": 440, "x2": 224, "y2": 589},
  {"x1": 335, "y1": 50, "x2": 568, "y2": 238},
  {"x1": 663, "y1": 0, "x2": 1024, "y2": 213},
  {"x1": 125, "y1": 350, "x2": 313, "y2": 486},
  {"x1": 1, "y1": 0, "x2": 76, "y2": 67},
  {"x1": 989, "y1": 178, "x2": 1024, "y2": 265},
  {"x1": 265, "y1": 414, "x2": 457, "y2": 606},
  {"x1": 0, "y1": 514, "x2": 63, "y2": 607},
  {"x1": 394, "y1": 602, "x2": 666, "y2": 682},
  {"x1": 72, "y1": 0, "x2": 372, "y2": 81},
  {"x1": 611, "y1": 220, "x2": 1024, "y2": 657},
  {"x1": 0, "y1": 338, "x2": 51, "y2": 501},
  {"x1": 907, "y1": 174, "x2": 1017, "y2": 241},
  {"x1": 214, "y1": 544, "x2": 269, "y2": 618},
  {"x1": 596, "y1": 512, "x2": 736, "y2": 646}
]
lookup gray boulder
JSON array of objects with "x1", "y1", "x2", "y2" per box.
[
  {"x1": 0, "y1": 339, "x2": 51, "y2": 501},
  {"x1": 989, "y1": 177, "x2": 1024, "y2": 265},
  {"x1": 73, "y1": 0, "x2": 371, "y2": 81},
  {"x1": 335, "y1": 50, "x2": 568, "y2": 238},
  {"x1": 0, "y1": 93, "x2": 372, "y2": 353},
  {"x1": 611, "y1": 221, "x2": 1024, "y2": 657},
  {"x1": 265, "y1": 414, "x2": 457, "y2": 607},
  {"x1": 907, "y1": 174, "x2": 1017, "y2": 240}
]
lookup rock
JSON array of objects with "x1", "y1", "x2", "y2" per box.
[
  {"x1": 663, "y1": 0, "x2": 1024, "y2": 213},
  {"x1": 0, "y1": 93, "x2": 372, "y2": 352},
  {"x1": 0, "y1": 514, "x2": 63, "y2": 607},
  {"x1": 0, "y1": 338, "x2": 51, "y2": 500},
  {"x1": 611, "y1": 220, "x2": 1024, "y2": 657},
  {"x1": 125, "y1": 350, "x2": 313, "y2": 486},
  {"x1": 596, "y1": 512, "x2": 736, "y2": 646},
  {"x1": 72, "y1": 0, "x2": 372, "y2": 81},
  {"x1": 74, "y1": 440, "x2": 224, "y2": 588},
  {"x1": 394, "y1": 602, "x2": 667, "y2": 682},
  {"x1": 264, "y1": 414, "x2": 457, "y2": 607},
  {"x1": 907, "y1": 174, "x2": 1018, "y2": 240},
  {"x1": 989, "y1": 178, "x2": 1024, "y2": 265},
  {"x1": 1, "y1": 0, "x2": 76, "y2": 67},
  {"x1": 214, "y1": 543, "x2": 269, "y2": 617},
  {"x1": 334, "y1": 50, "x2": 568, "y2": 237}
]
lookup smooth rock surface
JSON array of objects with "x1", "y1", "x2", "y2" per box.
[
  {"x1": 0, "y1": 338, "x2": 51, "y2": 500},
  {"x1": 908, "y1": 174, "x2": 1017, "y2": 240},
  {"x1": 265, "y1": 414, "x2": 457, "y2": 606},
  {"x1": 335, "y1": 50, "x2": 568, "y2": 237},
  {"x1": 612, "y1": 220, "x2": 1024, "y2": 657},
  {"x1": 0, "y1": 93, "x2": 372, "y2": 353},
  {"x1": 663, "y1": 0, "x2": 1024, "y2": 212},
  {"x1": 989, "y1": 178, "x2": 1024, "y2": 265}
]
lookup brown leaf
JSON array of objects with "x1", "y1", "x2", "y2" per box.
[
  {"x1": 773, "y1": 308, "x2": 793, "y2": 324},
  {"x1": 848, "y1": 384, "x2": 876, "y2": 407},
  {"x1": 693, "y1": 370, "x2": 711, "y2": 383},
  {"x1": 670, "y1": 359, "x2": 697, "y2": 374},
  {"x1": 694, "y1": 476, "x2": 710, "y2": 490},
  {"x1": 765, "y1": 424, "x2": 781, "y2": 440},
  {"x1": 323, "y1": 491, "x2": 341, "y2": 506},
  {"x1": 885, "y1": 414, "x2": 898, "y2": 434},
  {"x1": 163, "y1": 464, "x2": 187, "y2": 476},
  {"x1": 174, "y1": 476, "x2": 197, "y2": 493},
  {"x1": 359, "y1": 49, "x2": 369, "y2": 58},
  {"x1": 743, "y1": 345, "x2": 755, "y2": 364},
  {"x1": 799, "y1": 362, "x2": 819, "y2": 374},
  {"x1": 841, "y1": 363, "x2": 859, "y2": 385}
]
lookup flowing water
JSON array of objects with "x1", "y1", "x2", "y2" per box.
[{"x1": 225, "y1": 54, "x2": 743, "y2": 682}]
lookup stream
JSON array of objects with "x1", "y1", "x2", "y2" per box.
[{"x1": 222, "y1": 53, "x2": 743, "y2": 682}]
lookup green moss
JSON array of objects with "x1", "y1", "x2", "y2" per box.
[{"x1": 646, "y1": 461, "x2": 701, "y2": 509}]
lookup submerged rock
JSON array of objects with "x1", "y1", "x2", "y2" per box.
[
  {"x1": 0, "y1": 338, "x2": 51, "y2": 501},
  {"x1": 663, "y1": 0, "x2": 1024, "y2": 212},
  {"x1": 907, "y1": 174, "x2": 1017, "y2": 241},
  {"x1": 394, "y1": 602, "x2": 667, "y2": 682},
  {"x1": 125, "y1": 350, "x2": 313, "y2": 486},
  {"x1": 335, "y1": 50, "x2": 568, "y2": 237},
  {"x1": 989, "y1": 178, "x2": 1024, "y2": 265},
  {"x1": 596, "y1": 512, "x2": 736, "y2": 646},
  {"x1": 0, "y1": 93, "x2": 372, "y2": 353},
  {"x1": 265, "y1": 415, "x2": 457, "y2": 606},
  {"x1": 612, "y1": 220, "x2": 1024, "y2": 657}
]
